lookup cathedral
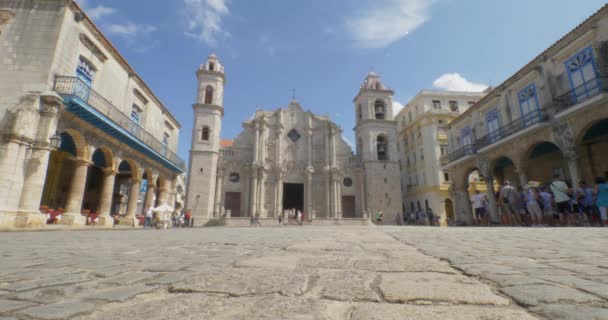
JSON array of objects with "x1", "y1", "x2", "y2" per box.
[{"x1": 185, "y1": 55, "x2": 403, "y2": 225}]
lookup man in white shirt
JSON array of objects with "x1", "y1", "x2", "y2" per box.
[
  {"x1": 144, "y1": 205, "x2": 153, "y2": 229},
  {"x1": 470, "y1": 190, "x2": 487, "y2": 225},
  {"x1": 550, "y1": 174, "x2": 572, "y2": 226}
]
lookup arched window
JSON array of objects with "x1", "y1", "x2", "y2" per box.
[
  {"x1": 377, "y1": 135, "x2": 388, "y2": 161},
  {"x1": 205, "y1": 86, "x2": 214, "y2": 104},
  {"x1": 202, "y1": 126, "x2": 210, "y2": 141},
  {"x1": 209, "y1": 62, "x2": 215, "y2": 71},
  {"x1": 357, "y1": 104, "x2": 362, "y2": 120},
  {"x1": 374, "y1": 100, "x2": 385, "y2": 119}
]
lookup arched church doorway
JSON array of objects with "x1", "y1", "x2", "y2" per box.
[{"x1": 283, "y1": 183, "x2": 304, "y2": 213}]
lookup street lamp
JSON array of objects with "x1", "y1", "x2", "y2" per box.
[{"x1": 49, "y1": 132, "x2": 62, "y2": 150}]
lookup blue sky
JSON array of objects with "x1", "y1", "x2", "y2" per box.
[{"x1": 77, "y1": 0, "x2": 606, "y2": 162}]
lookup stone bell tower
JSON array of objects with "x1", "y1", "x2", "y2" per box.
[
  {"x1": 185, "y1": 54, "x2": 226, "y2": 225},
  {"x1": 354, "y1": 72, "x2": 403, "y2": 224}
]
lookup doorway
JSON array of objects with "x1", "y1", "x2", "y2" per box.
[
  {"x1": 342, "y1": 196, "x2": 356, "y2": 218},
  {"x1": 225, "y1": 192, "x2": 241, "y2": 217},
  {"x1": 283, "y1": 183, "x2": 304, "y2": 213}
]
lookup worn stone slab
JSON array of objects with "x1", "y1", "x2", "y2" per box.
[
  {"x1": 500, "y1": 284, "x2": 603, "y2": 306},
  {"x1": 82, "y1": 284, "x2": 157, "y2": 302},
  {"x1": 234, "y1": 252, "x2": 308, "y2": 270},
  {"x1": 18, "y1": 300, "x2": 97, "y2": 320},
  {"x1": 0, "y1": 299, "x2": 37, "y2": 312},
  {"x1": 532, "y1": 304, "x2": 608, "y2": 320},
  {"x1": 315, "y1": 270, "x2": 379, "y2": 302},
  {"x1": 74, "y1": 293, "x2": 351, "y2": 320},
  {"x1": 145, "y1": 271, "x2": 197, "y2": 285},
  {"x1": 351, "y1": 303, "x2": 539, "y2": 320},
  {"x1": 380, "y1": 272, "x2": 509, "y2": 305},
  {"x1": 354, "y1": 257, "x2": 456, "y2": 274},
  {"x1": 99, "y1": 272, "x2": 160, "y2": 285},
  {"x1": 170, "y1": 268, "x2": 308, "y2": 297},
  {"x1": 1, "y1": 272, "x2": 96, "y2": 292}
]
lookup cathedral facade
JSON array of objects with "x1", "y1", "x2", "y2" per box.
[{"x1": 186, "y1": 55, "x2": 403, "y2": 225}]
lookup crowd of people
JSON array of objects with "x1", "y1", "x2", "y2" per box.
[
  {"x1": 402, "y1": 209, "x2": 439, "y2": 226},
  {"x1": 138, "y1": 206, "x2": 193, "y2": 229},
  {"x1": 472, "y1": 174, "x2": 608, "y2": 227}
]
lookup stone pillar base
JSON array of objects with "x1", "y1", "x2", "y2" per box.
[
  {"x1": 0, "y1": 213, "x2": 17, "y2": 229},
  {"x1": 14, "y1": 212, "x2": 47, "y2": 228},
  {"x1": 97, "y1": 216, "x2": 114, "y2": 227},
  {"x1": 118, "y1": 218, "x2": 137, "y2": 227},
  {"x1": 59, "y1": 213, "x2": 86, "y2": 227}
]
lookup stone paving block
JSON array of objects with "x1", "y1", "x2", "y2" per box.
[
  {"x1": 0, "y1": 299, "x2": 37, "y2": 312},
  {"x1": 315, "y1": 269, "x2": 379, "y2": 302},
  {"x1": 17, "y1": 299, "x2": 97, "y2": 320},
  {"x1": 1, "y1": 272, "x2": 95, "y2": 292},
  {"x1": 531, "y1": 304, "x2": 608, "y2": 320},
  {"x1": 354, "y1": 257, "x2": 456, "y2": 273},
  {"x1": 500, "y1": 284, "x2": 603, "y2": 306},
  {"x1": 145, "y1": 271, "x2": 197, "y2": 285},
  {"x1": 99, "y1": 272, "x2": 160, "y2": 285},
  {"x1": 73, "y1": 293, "x2": 351, "y2": 320},
  {"x1": 482, "y1": 274, "x2": 553, "y2": 287},
  {"x1": 82, "y1": 284, "x2": 158, "y2": 302},
  {"x1": 351, "y1": 303, "x2": 539, "y2": 320},
  {"x1": 234, "y1": 252, "x2": 308, "y2": 270},
  {"x1": 170, "y1": 268, "x2": 308, "y2": 297},
  {"x1": 379, "y1": 272, "x2": 509, "y2": 305}
]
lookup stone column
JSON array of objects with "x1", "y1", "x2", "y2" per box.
[
  {"x1": 97, "y1": 169, "x2": 117, "y2": 226},
  {"x1": 357, "y1": 170, "x2": 366, "y2": 218},
  {"x1": 335, "y1": 178, "x2": 342, "y2": 218},
  {"x1": 485, "y1": 178, "x2": 499, "y2": 224},
  {"x1": 250, "y1": 169, "x2": 258, "y2": 216},
  {"x1": 258, "y1": 171, "x2": 267, "y2": 217},
  {"x1": 275, "y1": 171, "x2": 283, "y2": 217},
  {"x1": 167, "y1": 178, "x2": 177, "y2": 209},
  {"x1": 253, "y1": 123, "x2": 260, "y2": 163},
  {"x1": 325, "y1": 173, "x2": 331, "y2": 218},
  {"x1": 18, "y1": 93, "x2": 62, "y2": 215},
  {"x1": 304, "y1": 171, "x2": 313, "y2": 220},
  {"x1": 63, "y1": 159, "x2": 90, "y2": 226},
  {"x1": 455, "y1": 187, "x2": 473, "y2": 225},
  {"x1": 144, "y1": 182, "x2": 157, "y2": 210},
  {"x1": 330, "y1": 126, "x2": 337, "y2": 167},
  {"x1": 121, "y1": 179, "x2": 141, "y2": 227},
  {"x1": 566, "y1": 154, "x2": 582, "y2": 186},
  {"x1": 515, "y1": 165, "x2": 528, "y2": 188},
  {"x1": 214, "y1": 167, "x2": 224, "y2": 218}
]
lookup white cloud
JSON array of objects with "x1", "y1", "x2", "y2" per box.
[
  {"x1": 184, "y1": 0, "x2": 231, "y2": 47},
  {"x1": 392, "y1": 100, "x2": 405, "y2": 116},
  {"x1": 346, "y1": 0, "x2": 435, "y2": 49},
  {"x1": 432, "y1": 73, "x2": 489, "y2": 92},
  {"x1": 75, "y1": 0, "x2": 116, "y2": 20},
  {"x1": 87, "y1": 5, "x2": 116, "y2": 20},
  {"x1": 106, "y1": 22, "x2": 157, "y2": 38},
  {"x1": 259, "y1": 35, "x2": 277, "y2": 56}
]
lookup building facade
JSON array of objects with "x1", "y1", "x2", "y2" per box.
[
  {"x1": 186, "y1": 59, "x2": 403, "y2": 225},
  {"x1": 442, "y1": 4, "x2": 608, "y2": 225},
  {"x1": 0, "y1": 0, "x2": 185, "y2": 229},
  {"x1": 396, "y1": 91, "x2": 486, "y2": 224}
]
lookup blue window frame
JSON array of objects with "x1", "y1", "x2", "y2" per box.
[
  {"x1": 565, "y1": 46, "x2": 599, "y2": 101},
  {"x1": 518, "y1": 83, "x2": 540, "y2": 127},
  {"x1": 486, "y1": 107, "x2": 501, "y2": 143},
  {"x1": 460, "y1": 126, "x2": 474, "y2": 155}
]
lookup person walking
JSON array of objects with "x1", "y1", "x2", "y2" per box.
[
  {"x1": 550, "y1": 174, "x2": 573, "y2": 226},
  {"x1": 578, "y1": 181, "x2": 596, "y2": 226},
  {"x1": 184, "y1": 209, "x2": 192, "y2": 227},
  {"x1": 524, "y1": 182, "x2": 543, "y2": 226},
  {"x1": 471, "y1": 190, "x2": 486, "y2": 226},
  {"x1": 144, "y1": 205, "x2": 153, "y2": 229},
  {"x1": 539, "y1": 187, "x2": 554, "y2": 226},
  {"x1": 498, "y1": 181, "x2": 523, "y2": 226},
  {"x1": 594, "y1": 177, "x2": 608, "y2": 227}
]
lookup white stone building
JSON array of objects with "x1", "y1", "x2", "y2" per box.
[
  {"x1": 442, "y1": 4, "x2": 608, "y2": 225},
  {"x1": 396, "y1": 91, "x2": 486, "y2": 224},
  {"x1": 186, "y1": 58, "x2": 403, "y2": 225},
  {"x1": 0, "y1": 0, "x2": 184, "y2": 228}
]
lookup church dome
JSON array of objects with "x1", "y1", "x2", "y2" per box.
[{"x1": 361, "y1": 71, "x2": 387, "y2": 91}]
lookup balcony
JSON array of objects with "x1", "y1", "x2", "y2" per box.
[
  {"x1": 53, "y1": 76, "x2": 185, "y2": 172},
  {"x1": 553, "y1": 76, "x2": 608, "y2": 114},
  {"x1": 441, "y1": 144, "x2": 476, "y2": 166},
  {"x1": 475, "y1": 109, "x2": 549, "y2": 150}
]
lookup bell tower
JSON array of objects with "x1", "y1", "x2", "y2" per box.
[
  {"x1": 185, "y1": 54, "x2": 226, "y2": 224},
  {"x1": 354, "y1": 72, "x2": 403, "y2": 224}
]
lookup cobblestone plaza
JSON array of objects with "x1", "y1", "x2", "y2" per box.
[{"x1": 0, "y1": 226, "x2": 606, "y2": 320}]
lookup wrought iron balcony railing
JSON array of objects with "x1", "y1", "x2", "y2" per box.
[
  {"x1": 53, "y1": 76, "x2": 185, "y2": 171},
  {"x1": 475, "y1": 109, "x2": 548, "y2": 150},
  {"x1": 441, "y1": 144, "x2": 476, "y2": 166},
  {"x1": 553, "y1": 77, "x2": 608, "y2": 114}
]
